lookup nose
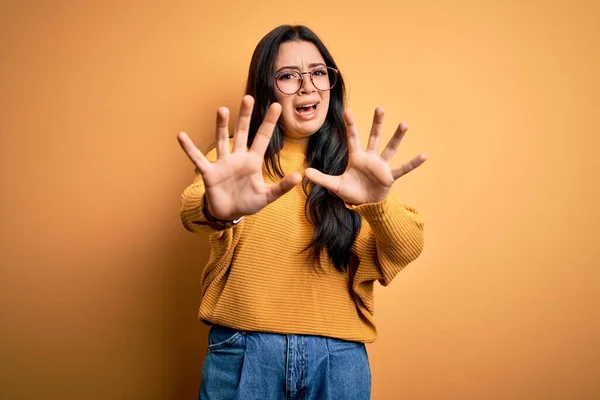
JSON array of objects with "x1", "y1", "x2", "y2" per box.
[{"x1": 298, "y1": 72, "x2": 316, "y2": 94}]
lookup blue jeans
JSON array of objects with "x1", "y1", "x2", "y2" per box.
[{"x1": 199, "y1": 325, "x2": 371, "y2": 400}]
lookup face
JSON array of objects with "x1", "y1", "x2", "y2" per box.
[{"x1": 273, "y1": 41, "x2": 331, "y2": 143}]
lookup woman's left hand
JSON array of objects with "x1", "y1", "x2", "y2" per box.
[{"x1": 304, "y1": 108, "x2": 427, "y2": 205}]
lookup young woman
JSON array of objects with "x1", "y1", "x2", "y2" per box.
[{"x1": 177, "y1": 24, "x2": 427, "y2": 400}]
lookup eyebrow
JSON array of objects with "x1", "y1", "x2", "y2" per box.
[{"x1": 275, "y1": 63, "x2": 326, "y2": 73}]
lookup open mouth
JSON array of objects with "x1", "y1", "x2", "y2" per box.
[{"x1": 295, "y1": 103, "x2": 318, "y2": 114}]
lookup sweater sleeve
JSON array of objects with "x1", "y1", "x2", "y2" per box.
[
  {"x1": 179, "y1": 145, "x2": 247, "y2": 319},
  {"x1": 351, "y1": 194, "x2": 424, "y2": 288}
]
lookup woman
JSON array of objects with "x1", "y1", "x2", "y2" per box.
[{"x1": 177, "y1": 25, "x2": 427, "y2": 400}]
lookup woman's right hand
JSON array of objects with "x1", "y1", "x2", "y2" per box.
[{"x1": 177, "y1": 95, "x2": 302, "y2": 221}]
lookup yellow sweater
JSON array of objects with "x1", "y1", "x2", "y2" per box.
[{"x1": 180, "y1": 140, "x2": 424, "y2": 343}]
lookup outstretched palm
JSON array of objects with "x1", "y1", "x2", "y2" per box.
[
  {"x1": 304, "y1": 108, "x2": 427, "y2": 205},
  {"x1": 177, "y1": 95, "x2": 302, "y2": 221}
]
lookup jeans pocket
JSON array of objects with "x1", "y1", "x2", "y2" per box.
[{"x1": 207, "y1": 325, "x2": 245, "y2": 352}]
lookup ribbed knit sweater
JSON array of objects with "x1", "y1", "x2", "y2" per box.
[{"x1": 180, "y1": 140, "x2": 424, "y2": 343}]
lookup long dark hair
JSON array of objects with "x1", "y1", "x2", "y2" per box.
[{"x1": 245, "y1": 25, "x2": 361, "y2": 272}]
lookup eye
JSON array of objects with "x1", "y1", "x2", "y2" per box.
[
  {"x1": 312, "y1": 68, "x2": 328, "y2": 76},
  {"x1": 277, "y1": 71, "x2": 297, "y2": 81}
]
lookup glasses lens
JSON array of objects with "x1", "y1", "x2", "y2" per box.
[
  {"x1": 312, "y1": 67, "x2": 337, "y2": 91},
  {"x1": 275, "y1": 71, "x2": 302, "y2": 94}
]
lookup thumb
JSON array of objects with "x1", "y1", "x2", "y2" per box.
[
  {"x1": 265, "y1": 172, "x2": 302, "y2": 204},
  {"x1": 304, "y1": 168, "x2": 340, "y2": 194}
]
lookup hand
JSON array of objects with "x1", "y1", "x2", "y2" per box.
[
  {"x1": 304, "y1": 108, "x2": 427, "y2": 205},
  {"x1": 177, "y1": 95, "x2": 302, "y2": 221}
]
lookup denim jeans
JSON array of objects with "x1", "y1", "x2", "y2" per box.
[{"x1": 199, "y1": 325, "x2": 371, "y2": 400}]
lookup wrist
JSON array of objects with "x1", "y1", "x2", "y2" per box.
[{"x1": 202, "y1": 196, "x2": 244, "y2": 230}]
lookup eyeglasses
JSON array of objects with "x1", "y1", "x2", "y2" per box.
[{"x1": 274, "y1": 66, "x2": 339, "y2": 95}]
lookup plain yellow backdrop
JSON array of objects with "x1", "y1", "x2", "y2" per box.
[{"x1": 1, "y1": 0, "x2": 598, "y2": 399}]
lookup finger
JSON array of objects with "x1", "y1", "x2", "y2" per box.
[
  {"x1": 366, "y1": 107, "x2": 384, "y2": 153},
  {"x1": 216, "y1": 107, "x2": 230, "y2": 160},
  {"x1": 233, "y1": 95, "x2": 254, "y2": 151},
  {"x1": 265, "y1": 172, "x2": 302, "y2": 204},
  {"x1": 304, "y1": 168, "x2": 341, "y2": 194},
  {"x1": 177, "y1": 132, "x2": 211, "y2": 175},
  {"x1": 381, "y1": 122, "x2": 408, "y2": 162},
  {"x1": 250, "y1": 102, "x2": 282, "y2": 156},
  {"x1": 343, "y1": 109, "x2": 362, "y2": 154},
  {"x1": 391, "y1": 153, "x2": 428, "y2": 180}
]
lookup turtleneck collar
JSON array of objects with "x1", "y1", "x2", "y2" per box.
[{"x1": 281, "y1": 139, "x2": 308, "y2": 155}]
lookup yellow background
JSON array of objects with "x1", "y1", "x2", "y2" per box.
[{"x1": 1, "y1": 0, "x2": 598, "y2": 399}]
